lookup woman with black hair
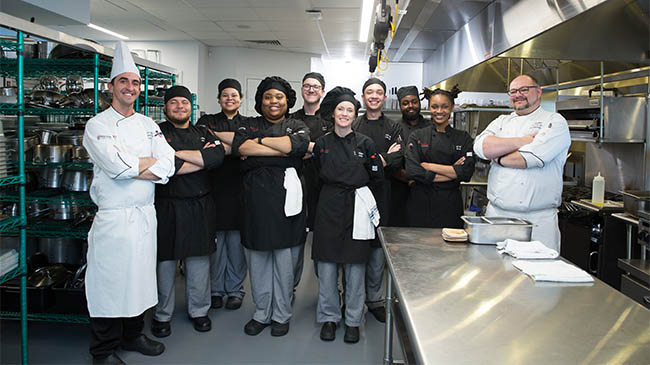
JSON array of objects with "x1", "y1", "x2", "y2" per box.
[
  {"x1": 311, "y1": 87, "x2": 383, "y2": 344},
  {"x1": 405, "y1": 87, "x2": 475, "y2": 228},
  {"x1": 231, "y1": 76, "x2": 310, "y2": 337}
]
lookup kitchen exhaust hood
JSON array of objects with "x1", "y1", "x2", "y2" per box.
[{"x1": 423, "y1": 0, "x2": 649, "y2": 91}]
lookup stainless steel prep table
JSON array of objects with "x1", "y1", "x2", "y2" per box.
[{"x1": 379, "y1": 227, "x2": 650, "y2": 365}]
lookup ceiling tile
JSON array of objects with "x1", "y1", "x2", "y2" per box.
[
  {"x1": 201, "y1": 8, "x2": 261, "y2": 21},
  {"x1": 186, "y1": 0, "x2": 251, "y2": 7},
  {"x1": 217, "y1": 21, "x2": 271, "y2": 32},
  {"x1": 252, "y1": 7, "x2": 312, "y2": 20},
  {"x1": 308, "y1": 0, "x2": 361, "y2": 9},
  {"x1": 187, "y1": 31, "x2": 234, "y2": 40},
  {"x1": 167, "y1": 20, "x2": 223, "y2": 32},
  {"x1": 127, "y1": 0, "x2": 192, "y2": 8}
]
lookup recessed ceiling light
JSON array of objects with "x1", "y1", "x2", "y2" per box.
[{"x1": 88, "y1": 23, "x2": 129, "y2": 40}]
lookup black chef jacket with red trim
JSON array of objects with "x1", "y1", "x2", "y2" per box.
[
  {"x1": 155, "y1": 121, "x2": 225, "y2": 260},
  {"x1": 231, "y1": 116, "x2": 310, "y2": 251},
  {"x1": 405, "y1": 124, "x2": 475, "y2": 228}
]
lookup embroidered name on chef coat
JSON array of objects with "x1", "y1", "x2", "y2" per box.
[
  {"x1": 96, "y1": 135, "x2": 114, "y2": 140},
  {"x1": 384, "y1": 133, "x2": 392, "y2": 141},
  {"x1": 353, "y1": 150, "x2": 365, "y2": 158},
  {"x1": 455, "y1": 145, "x2": 462, "y2": 151}
]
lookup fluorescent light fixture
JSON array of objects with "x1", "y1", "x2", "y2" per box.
[
  {"x1": 359, "y1": 0, "x2": 373, "y2": 43},
  {"x1": 88, "y1": 23, "x2": 129, "y2": 40}
]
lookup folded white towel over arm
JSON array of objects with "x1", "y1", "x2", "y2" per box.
[
  {"x1": 353, "y1": 186, "x2": 380, "y2": 240},
  {"x1": 283, "y1": 167, "x2": 303, "y2": 217},
  {"x1": 512, "y1": 260, "x2": 594, "y2": 283},
  {"x1": 497, "y1": 239, "x2": 559, "y2": 259}
]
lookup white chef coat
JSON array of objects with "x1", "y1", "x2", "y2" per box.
[
  {"x1": 474, "y1": 106, "x2": 570, "y2": 250},
  {"x1": 83, "y1": 107, "x2": 175, "y2": 317}
]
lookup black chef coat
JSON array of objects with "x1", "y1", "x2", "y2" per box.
[
  {"x1": 389, "y1": 115, "x2": 429, "y2": 227},
  {"x1": 311, "y1": 131, "x2": 383, "y2": 264},
  {"x1": 196, "y1": 112, "x2": 247, "y2": 231},
  {"x1": 352, "y1": 113, "x2": 402, "y2": 246},
  {"x1": 290, "y1": 108, "x2": 333, "y2": 230},
  {"x1": 405, "y1": 124, "x2": 475, "y2": 228},
  {"x1": 232, "y1": 116, "x2": 310, "y2": 251},
  {"x1": 155, "y1": 121, "x2": 225, "y2": 260}
]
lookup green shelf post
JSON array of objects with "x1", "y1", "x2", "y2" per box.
[
  {"x1": 191, "y1": 93, "x2": 197, "y2": 125},
  {"x1": 172, "y1": 74, "x2": 176, "y2": 86},
  {"x1": 16, "y1": 30, "x2": 28, "y2": 365},
  {"x1": 144, "y1": 67, "x2": 149, "y2": 116},
  {"x1": 94, "y1": 53, "x2": 99, "y2": 115}
]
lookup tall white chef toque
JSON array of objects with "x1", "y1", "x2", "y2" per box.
[{"x1": 110, "y1": 41, "x2": 140, "y2": 81}]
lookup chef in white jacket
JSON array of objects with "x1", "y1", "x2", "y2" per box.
[
  {"x1": 82, "y1": 41, "x2": 175, "y2": 365},
  {"x1": 473, "y1": 74, "x2": 570, "y2": 252}
]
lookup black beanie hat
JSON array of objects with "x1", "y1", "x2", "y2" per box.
[
  {"x1": 218, "y1": 78, "x2": 242, "y2": 97},
  {"x1": 318, "y1": 86, "x2": 360, "y2": 119},
  {"x1": 362, "y1": 77, "x2": 386, "y2": 93},
  {"x1": 254, "y1": 76, "x2": 297, "y2": 116},
  {"x1": 397, "y1": 85, "x2": 419, "y2": 101},
  {"x1": 164, "y1": 85, "x2": 193, "y2": 104},
  {"x1": 302, "y1": 72, "x2": 325, "y2": 88}
]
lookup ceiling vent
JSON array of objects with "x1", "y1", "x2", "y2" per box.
[{"x1": 244, "y1": 40, "x2": 282, "y2": 46}]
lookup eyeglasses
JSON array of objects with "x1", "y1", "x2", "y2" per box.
[
  {"x1": 508, "y1": 85, "x2": 539, "y2": 96},
  {"x1": 302, "y1": 84, "x2": 322, "y2": 91}
]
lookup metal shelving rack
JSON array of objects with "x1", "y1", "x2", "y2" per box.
[
  {"x1": 0, "y1": 31, "x2": 28, "y2": 365},
  {"x1": 1, "y1": 13, "x2": 178, "y2": 364}
]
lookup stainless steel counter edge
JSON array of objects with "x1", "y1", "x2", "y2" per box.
[
  {"x1": 379, "y1": 227, "x2": 650, "y2": 365},
  {"x1": 612, "y1": 213, "x2": 640, "y2": 226}
]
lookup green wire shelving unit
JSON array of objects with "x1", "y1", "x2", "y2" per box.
[
  {"x1": 0, "y1": 32, "x2": 29, "y2": 365},
  {"x1": 1, "y1": 18, "x2": 178, "y2": 364}
]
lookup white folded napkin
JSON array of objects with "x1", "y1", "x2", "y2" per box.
[
  {"x1": 512, "y1": 260, "x2": 594, "y2": 283},
  {"x1": 497, "y1": 239, "x2": 559, "y2": 259},
  {"x1": 283, "y1": 167, "x2": 303, "y2": 217},
  {"x1": 353, "y1": 186, "x2": 380, "y2": 240}
]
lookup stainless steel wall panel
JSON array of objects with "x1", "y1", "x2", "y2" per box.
[{"x1": 585, "y1": 142, "x2": 645, "y2": 192}]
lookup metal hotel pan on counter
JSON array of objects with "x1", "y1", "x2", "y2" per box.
[{"x1": 461, "y1": 216, "x2": 533, "y2": 244}]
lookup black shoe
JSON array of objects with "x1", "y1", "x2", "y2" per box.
[
  {"x1": 121, "y1": 335, "x2": 164, "y2": 356},
  {"x1": 211, "y1": 296, "x2": 223, "y2": 309},
  {"x1": 319, "y1": 322, "x2": 336, "y2": 341},
  {"x1": 225, "y1": 296, "x2": 243, "y2": 310},
  {"x1": 151, "y1": 319, "x2": 171, "y2": 338},
  {"x1": 92, "y1": 353, "x2": 126, "y2": 365},
  {"x1": 192, "y1": 316, "x2": 211, "y2": 332},
  {"x1": 368, "y1": 306, "x2": 386, "y2": 323},
  {"x1": 244, "y1": 319, "x2": 268, "y2": 336},
  {"x1": 344, "y1": 325, "x2": 360, "y2": 343},
  {"x1": 270, "y1": 320, "x2": 290, "y2": 337}
]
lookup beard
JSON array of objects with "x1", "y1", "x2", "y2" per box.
[
  {"x1": 165, "y1": 112, "x2": 190, "y2": 126},
  {"x1": 402, "y1": 110, "x2": 420, "y2": 122}
]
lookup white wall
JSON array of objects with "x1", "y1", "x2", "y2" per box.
[
  {"x1": 312, "y1": 58, "x2": 423, "y2": 106},
  {"x1": 204, "y1": 47, "x2": 313, "y2": 116},
  {"x1": 102, "y1": 40, "x2": 202, "y2": 102}
]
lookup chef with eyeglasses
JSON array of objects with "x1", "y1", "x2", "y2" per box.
[{"x1": 473, "y1": 74, "x2": 570, "y2": 251}]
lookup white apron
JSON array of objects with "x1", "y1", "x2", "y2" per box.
[
  {"x1": 83, "y1": 108, "x2": 175, "y2": 317},
  {"x1": 486, "y1": 203, "x2": 561, "y2": 252}
]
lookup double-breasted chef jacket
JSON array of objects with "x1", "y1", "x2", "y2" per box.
[
  {"x1": 405, "y1": 124, "x2": 475, "y2": 228},
  {"x1": 196, "y1": 112, "x2": 247, "y2": 231},
  {"x1": 311, "y1": 131, "x2": 384, "y2": 264},
  {"x1": 231, "y1": 116, "x2": 310, "y2": 251},
  {"x1": 155, "y1": 121, "x2": 225, "y2": 261},
  {"x1": 83, "y1": 107, "x2": 175, "y2": 318}
]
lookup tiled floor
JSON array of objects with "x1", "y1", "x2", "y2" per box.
[{"x1": 1, "y1": 237, "x2": 403, "y2": 364}]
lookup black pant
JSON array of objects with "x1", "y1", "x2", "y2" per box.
[{"x1": 89, "y1": 313, "x2": 145, "y2": 358}]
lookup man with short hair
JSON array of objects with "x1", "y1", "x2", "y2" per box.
[
  {"x1": 150, "y1": 85, "x2": 226, "y2": 338},
  {"x1": 289, "y1": 72, "x2": 330, "y2": 295},
  {"x1": 390, "y1": 86, "x2": 428, "y2": 227},
  {"x1": 352, "y1": 78, "x2": 403, "y2": 323},
  {"x1": 197, "y1": 78, "x2": 248, "y2": 311},
  {"x1": 474, "y1": 74, "x2": 570, "y2": 252},
  {"x1": 83, "y1": 41, "x2": 175, "y2": 364}
]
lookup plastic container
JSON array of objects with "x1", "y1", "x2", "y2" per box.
[{"x1": 592, "y1": 172, "x2": 605, "y2": 204}]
